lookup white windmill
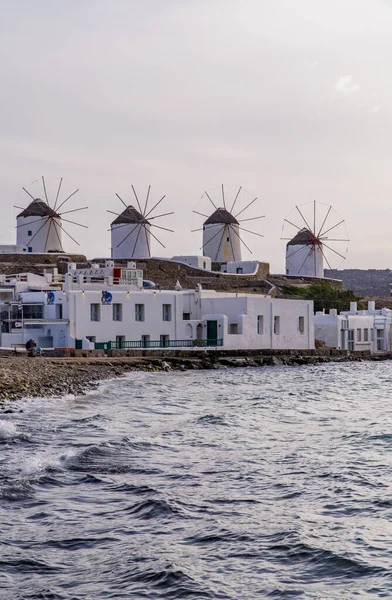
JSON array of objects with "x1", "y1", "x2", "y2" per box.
[
  {"x1": 15, "y1": 177, "x2": 87, "y2": 253},
  {"x1": 192, "y1": 185, "x2": 265, "y2": 262},
  {"x1": 281, "y1": 201, "x2": 349, "y2": 277},
  {"x1": 108, "y1": 185, "x2": 174, "y2": 259}
]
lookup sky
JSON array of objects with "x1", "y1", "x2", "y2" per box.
[{"x1": 1, "y1": 0, "x2": 392, "y2": 272}]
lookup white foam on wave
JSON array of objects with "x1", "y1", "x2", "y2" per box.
[{"x1": 0, "y1": 420, "x2": 18, "y2": 440}]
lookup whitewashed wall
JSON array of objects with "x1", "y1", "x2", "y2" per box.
[
  {"x1": 111, "y1": 223, "x2": 151, "y2": 259},
  {"x1": 286, "y1": 244, "x2": 323, "y2": 277},
  {"x1": 17, "y1": 216, "x2": 63, "y2": 253},
  {"x1": 203, "y1": 223, "x2": 242, "y2": 262}
]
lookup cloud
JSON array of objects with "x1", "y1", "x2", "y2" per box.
[{"x1": 334, "y1": 75, "x2": 361, "y2": 97}]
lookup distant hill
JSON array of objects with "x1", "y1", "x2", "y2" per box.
[{"x1": 324, "y1": 269, "x2": 392, "y2": 297}]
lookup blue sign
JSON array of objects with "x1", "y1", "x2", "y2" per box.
[
  {"x1": 47, "y1": 291, "x2": 55, "y2": 305},
  {"x1": 101, "y1": 291, "x2": 112, "y2": 305}
]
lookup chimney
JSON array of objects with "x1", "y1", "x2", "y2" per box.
[
  {"x1": 350, "y1": 302, "x2": 357, "y2": 312},
  {"x1": 368, "y1": 301, "x2": 375, "y2": 311}
]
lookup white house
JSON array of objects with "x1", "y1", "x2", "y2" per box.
[
  {"x1": 0, "y1": 262, "x2": 314, "y2": 352},
  {"x1": 286, "y1": 228, "x2": 323, "y2": 277},
  {"x1": 314, "y1": 301, "x2": 392, "y2": 353},
  {"x1": 17, "y1": 199, "x2": 63, "y2": 253},
  {"x1": 171, "y1": 256, "x2": 212, "y2": 270}
]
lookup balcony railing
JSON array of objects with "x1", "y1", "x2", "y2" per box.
[{"x1": 97, "y1": 338, "x2": 224, "y2": 350}]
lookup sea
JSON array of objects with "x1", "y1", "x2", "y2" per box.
[{"x1": 1, "y1": 362, "x2": 392, "y2": 600}]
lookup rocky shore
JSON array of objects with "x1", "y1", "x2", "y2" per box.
[{"x1": 0, "y1": 351, "x2": 390, "y2": 407}]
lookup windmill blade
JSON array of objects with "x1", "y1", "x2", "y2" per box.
[
  {"x1": 107, "y1": 209, "x2": 125, "y2": 218},
  {"x1": 57, "y1": 222, "x2": 81, "y2": 246},
  {"x1": 228, "y1": 226, "x2": 236, "y2": 260},
  {"x1": 238, "y1": 215, "x2": 265, "y2": 223},
  {"x1": 56, "y1": 188, "x2": 79, "y2": 212},
  {"x1": 205, "y1": 191, "x2": 218, "y2": 210},
  {"x1": 191, "y1": 227, "x2": 204, "y2": 233},
  {"x1": 316, "y1": 205, "x2": 332, "y2": 238},
  {"x1": 193, "y1": 210, "x2": 209, "y2": 218},
  {"x1": 229, "y1": 224, "x2": 253, "y2": 254},
  {"x1": 26, "y1": 217, "x2": 50, "y2": 246},
  {"x1": 145, "y1": 223, "x2": 151, "y2": 257},
  {"x1": 321, "y1": 242, "x2": 347, "y2": 261},
  {"x1": 131, "y1": 223, "x2": 143, "y2": 257},
  {"x1": 60, "y1": 206, "x2": 88, "y2": 216},
  {"x1": 148, "y1": 226, "x2": 166, "y2": 249},
  {"x1": 238, "y1": 225, "x2": 264, "y2": 238},
  {"x1": 313, "y1": 200, "x2": 316, "y2": 235},
  {"x1": 319, "y1": 238, "x2": 350, "y2": 242},
  {"x1": 131, "y1": 185, "x2": 144, "y2": 215},
  {"x1": 230, "y1": 186, "x2": 242, "y2": 214},
  {"x1": 221, "y1": 184, "x2": 226, "y2": 209},
  {"x1": 297, "y1": 246, "x2": 314, "y2": 274},
  {"x1": 42, "y1": 176, "x2": 49, "y2": 206},
  {"x1": 234, "y1": 197, "x2": 258, "y2": 220},
  {"x1": 53, "y1": 177, "x2": 63, "y2": 212},
  {"x1": 150, "y1": 223, "x2": 174, "y2": 233},
  {"x1": 52, "y1": 218, "x2": 64, "y2": 252},
  {"x1": 61, "y1": 218, "x2": 88, "y2": 229},
  {"x1": 319, "y1": 244, "x2": 333, "y2": 271},
  {"x1": 43, "y1": 219, "x2": 53, "y2": 253},
  {"x1": 295, "y1": 205, "x2": 313, "y2": 233},
  {"x1": 143, "y1": 185, "x2": 151, "y2": 217},
  {"x1": 148, "y1": 212, "x2": 174, "y2": 221},
  {"x1": 16, "y1": 217, "x2": 46, "y2": 229},
  {"x1": 284, "y1": 218, "x2": 303, "y2": 231},
  {"x1": 22, "y1": 187, "x2": 35, "y2": 200},
  {"x1": 116, "y1": 223, "x2": 139, "y2": 248},
  {"x1": 319, "y1": 220, "x2": 345, "y2": 238},
  {"x1": 116, "y1": 193, "x2": 128, "y2": 209},
  {"x1": 14, "y1": 205, "x2": 28, "y2": 211},
  {"x1": 144, "y1": 195, "x2": 166, "y2": 219}
]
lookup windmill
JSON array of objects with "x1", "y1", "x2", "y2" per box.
[
  {"x1": 15, "y1": 176, "x2": 87, "y2": 253},
  {"x1": 281, "y1": 201, "x2": 349, "y2": 277},
  {"x1": 192, "y1": 185, "x2": 265, "y2": 262},
  {"x1": 108, "y1": 185, "x2": 174, "y2": 259}
]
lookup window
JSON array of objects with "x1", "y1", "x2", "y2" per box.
[
  {"x1": 162, "y1": 304, "x2": 172, "y2": 321},
  {"x1": 226, "y1": 236, "x2": 230, "y2": 241},
  {"x1": 236, "y1": 267, "x2": 243, "y2": 274},
  {"x1": 90, "y1": 303, "x2": 100, "y2": 322},
  {"x1": 113, "y1": 303, "x2": 122, "y2": 321},
  {"x1": 341, "y1": 320, "x2": 349, "y2": 330},
  {"x1": 135, "y1": 304, "x2": 145, "y2": 321},
  {"x1": 229, "y1": 323, "x2": 238, "y2": 334},
  {"x1": 183, "y1": 312, "x2": 191, "y2": 320},
  {"x1": 364, "y1": 328, "x2": 368, "y2": 342},
  {"x1": 28, "y1": 247, "x2": 32, "y2": 253},
  {"x1": 371, "y1": 329, "x2": 374, "y2": 341},
  {"x1": 86, "y1": 336, "x2": 96, "y2": 343},
  {"x1": 28, "y1": 230, "x2": 32, "y2": 236},
  {"x1": 23, "y1": 304, "x2": 43, "y2": 319},
  {"x1": 357, "y1": 328, "x2": 361, "y2": 342},
  {"x1": 257, "y1": 315, "x2": 264, "y2": 335},
  {"x1": 160, "y1": 334, "x2": 170, "y2": 347},
  {"x1": 299, "y1": 316, "x2": 305, "y2": 334},
  {"x1": 55, "y1": 303, "x2": 63, "y2": 319},
  {"x1": 141, "y1": 335, "x2": 150, "y2": 347},
  {"x1": 274, "y1": 316, "x2": 280, "y2": 335},
  {"x1": 116, "y1": 335, "x2": 125, "y2": 348}
]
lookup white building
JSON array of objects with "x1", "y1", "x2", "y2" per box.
[
  {"x1": 0, "y1": 262, "x2": 314, "y2": 352},
  {"x1": 286, "y1": 228, "x2": 323, "y2": 277},
  {"x1": 171, "y1": 256, "x2": 212, "y2": 270},
  {"x1": 111, "y1": 206, "x2": 151, "y2": 259},
  {"x1": 17, "y1": 199, "x2": 63, "y2": 253},
  {"x1": 315, "y1": 301, "x2": 392, "y2": 353},
  {"x1": 203, "y1": 208, "x2": 242, "y2": 262}
]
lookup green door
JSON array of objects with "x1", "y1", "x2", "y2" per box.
[
  {"x1": 75, "y1": 339, "x2": 83, "y2": 350},
  {"x1": 206, "y1": 320, "x2": 218, "y2": 346}
]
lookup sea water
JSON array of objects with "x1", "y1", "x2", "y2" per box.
[{"x1": 1, "y1": 362, "x2": 392, "y2": 599}]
